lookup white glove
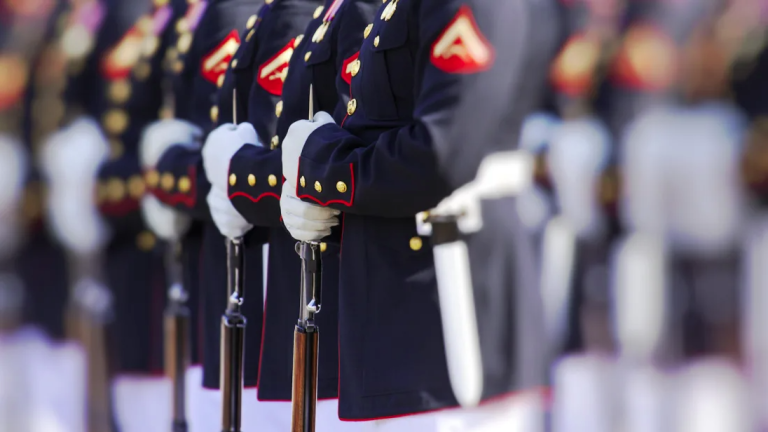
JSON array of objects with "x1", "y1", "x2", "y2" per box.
[
  {"x1": 280, "y1": 187, "x2": 339, "y2": 242},
  {"x1": 202, "y1": 122, "x2": 260, "y2": 192},
  {"x1": 39, "y1": 117, "x2": 110, "y2": 254},
  {"x1": 282, "y1": 111, "x2": 334, "y2": 187},
  {"x1": 140, "y1": 195, "x2": 191, "y2": 241},
  {"x1": 207, "y1": 188, "x2": 252, "y2": 239},
  {"x1": 140, "y1": 119, "x2": 202, "y2": 169}
]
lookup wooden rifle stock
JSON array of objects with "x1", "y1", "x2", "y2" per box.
[
  {"x1": 65, "y1": 253, "x2": 116, "y2": 432},
  {"x1": 221, "y1": 237, "x2": 246, "y2": 432},
  {"x1": 164, "y1": 241, "x2": 190, "y2": 432},
  {"x1": 291, "y1": 242, "x2": 322, "y2": 432}
]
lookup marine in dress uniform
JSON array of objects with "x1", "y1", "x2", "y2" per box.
[
  {"x1": 202, "y1": 0, "x2": 378, "y2": 429},
  {"x1": 278, "y1": 0, "x2": 552, "y2": 428},
  {"x1": 138, "y1": 0, "x2": 266, "y2": 430}
]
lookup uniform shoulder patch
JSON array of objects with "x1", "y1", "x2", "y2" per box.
[
  {"x1": 341, "y1": 51, "x2": 359, "y2": 84},
  {"x1": 550, "y1": 32, "x2": 601, "y2": 97},
  {"x1": 430, "y1": 5, "x2": 494, "y2": 74},
  {"x1": 610, "y1": 24, "x2": 678, "y2": 92},
  {"x1": 201, "y1": 29, "x2": 241, "y2": 85},
  {"x1": 257, "y1": 37, "x2": 296, "y2": 96}
]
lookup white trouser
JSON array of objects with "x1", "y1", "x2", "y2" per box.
[
  {"x1": 251, "y1": 398, "x2": 377, "y2": 432},
  {"x1": 373, "y1": 391, "x2": 545, "y2": 432},
  {"x1": 112, "y1": 375, "x2": 172, "y2": 432}
]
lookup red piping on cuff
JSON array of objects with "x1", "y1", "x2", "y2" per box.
[
  {"x1": 99, "y1": 199, "x2": 140, "y2": 216},
  {"x1": 147, "y1": 165, "x2": 198, "y2": 208},
  {"x1": 229, "y1": 191, "x2": 280, "y2": 202},
  {"x1": 296, "y1": 162, "x2": 355, "y2": 207}
]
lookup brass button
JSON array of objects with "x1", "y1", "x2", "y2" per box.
[
  {"x1": 268, "y1": 174, "x2": 277, "y2": 187},
  {"x1": 103, "y1": 109, "x2": 128, "y2": 134},
  {"x1": 294, "y1": 34, "x2": 304, "y2": 47},
  {"x1": 313, "y1": 5, "x2": 324, "y2": 19},
  {"x1": 270, "y1": 135, "x2": 279, "y2": 149},
  {"x1": 374, "y1": 35, "x2": 380, "y2": 47},
  {"x1": 178, "y1": 176, "x2": 191, "y2": 193},
  {"x1": 314, "y1": 181, "x2": 322, "y2": 192},
  {"x1": 109, "y1": 139, "x2": 124, "y2": 160},
  {"x1": 246, "y1": 28, "x2": 255, "y2": 42},
  {"x1": 145, "y1": 170, "x2": 159, "y2": 188},
  {"x1": 217, "y1": 74, "x2": 225, "y2": 88},
  {"x1": 381, "y1": 0, "x2": 397, "y2": 21},
  {"x1": 143, "y1": 35, "x2": 159, "y2": 56},
  {"x1": 275, "y1": 100, "x2": 283, "y2": 117},
  {"x1": 409, "y1": 236, "x2": 423, "y2": 251},
  {"x1": 305, "y1": 51, "x2": 312, "y2": 62},
  {"x1": 135, "y1": 61, "x2": 151, "y2": 80},
  {"x1": 128, "y1": 175, "x2": 145, "y2": 198},
  {"x1": 177, "y1": 32, "x2": 192, "y2": 53},
  {"x1": 231, "y1": 59, "x2": 238, "y2": 68},
  {"x1": 246, "y1": 14, "x2": 258, "y2": 29},
  {"x1": 364, "y1": 24, "x2": 373, "y2": 39},
  {"x1": 176, "y1": 18, "x2": 188, "y2": 33},
  {"x1": 107, "y1": 178, "x2": 125, "y2": 202},
  {"x1": 350, "y1": 59, "x2": 361, "y2": 77},
  {"x1": 347, "y1": 98, "x2": 357, "y2": 116},
  {"x1": 171, "y1": 59, "x2": 184, "y2": 74},
  {"x1": 136, "y1": 231, "x2": 156, "y2": 251},
  {"x1": 161, "y1": 172, "x2": 175, "y2": 191},
  {"x1": 248, "y1": 174, "x2": 256, "y2": 186},
  {"x1": 229, "y1": 173, "x2": 237, "y2": 186},
  {"x1": 210, "y1": 105, "x2": 219, "y2": 123},
  {"x1": 336, "y1": 181, "x2": 347, "y2": 193},
  {"x1": 300, "y1": 176, "x2": 306, "y2": 187},
  {"x1": 109, "y1": 79, "x2": 131, "y2": 103},
  {"x1": 320, "y1": 242, "x2": 327, "y2": 253}
]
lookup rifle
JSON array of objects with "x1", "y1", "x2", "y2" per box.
[
  {"x1": 65, "y1": 251, "x2": 116, "y2": 432},
  {"x1": 164, "y1": 240, "x2": 190, "y2": 432},
  {"x1": 291, "y1": 241, "x2": 322, "y2": 432},
  {"x1": 221, "y1": 89, "x2": 247, "y2": 432}
]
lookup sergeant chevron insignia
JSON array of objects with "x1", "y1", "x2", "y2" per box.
[
  {"x1": 257, "y1": 37, "x2": 296, "y2": 95},
  {"x1": 430, "y1": 5, "x2": 494, "y2": 74},
  {"x1": 610, "y1": 24, "x2": 678, "y2": 91},
  {"x1": 201, "y1": 29, "x2": 241, "y2": 84},
  {"x1": 102, "y1": 26, "x2": 145, "y2": 79}
]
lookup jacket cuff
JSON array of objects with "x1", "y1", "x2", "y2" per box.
[
  {"x1": 146, "y1": 145, "x2": 211, "y2": 221},
  {"x1": 228, "y1": 145, "x2": 283, "y2": 227}
]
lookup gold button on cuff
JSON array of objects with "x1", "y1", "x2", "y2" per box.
[
  {"x1": 103, "y1": 109, "x2": 128, "y2": 134},
  {"x1": 268, "y1": 174, "x2": 278, "y2": 187},
  {"x1": 107, "y1": 178, "x2": 125, "y2": 202},
  {"x1": 128, "y1": 175, "x2": 145, "y2": 198},
  {"x1": 135, "y1": 61, "x2": 151, "y2": 80},
  {"x1": 320, "y1": 242, "x2": 327, "y2": 253},
  {"x1": 347, "y1": 98, "x2": 357, "y2": 115},
  {"x1": 246, "y1": 28, "x2": 255, "y2": 42},
  {"x1": 231, "y1": 59, "x2": 238, "y2": 68},
  {"x1": 373, "y1": 35, "x2": 380, "y2": 47},
  {"x1": 109, "y1": 79, "x2": 131, "y2": 103},
  {"x1": 210, "y1": 105, "x2": 219, "y2": 123},
  {"x1": 270, "y1": 135, "x2": 279, "y2": 149},
  {"x1": 248, "y1": 174, "x2": 256, "y2": 186},
  {"x1": 336, "y1": 181, "x2": 347, "y2": 193},
  {"x1": 364, "y1": 24, "x2": 373, "y2": 39},
  {"x1": 246, "y1": 14, "x2": 258, "y2": 29},
  {"x1": 300, "y1": 176, "x2": 306, "y2": 187},
  {"x1": 178, "y1": 176, "x2": 191, "y2": 193},
  {"x1": 275, "y1": 100, "x2": 283, "y2": 117},
  {"x1": 146, "y1": 170, "x2": 160, "y2": 188},
  {"x1": 304, "y1": 51, "x2": 312, "y2": 62},
  {"x1": 136, "y1": 231, "x2": 156, "y2": 251},
  {"x1": 409, "y1": 236, "x2": 423, "y2": 251},
  {"x1": 314, "y1": 181, "x2": 322, "y2": 193},
  {"x1": 217, "y1": 74, "x2": 225, "y2": 88},
  {"x1": 229, "y1": 173, "x2": 237, "y2": 186},
  {"x1": 161, "y1": 172, "x2": 175, "y2": 191}
]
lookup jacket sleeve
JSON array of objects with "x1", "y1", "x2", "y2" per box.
[{"x1": 294, "y1": 1, "x2": 501, "y2": 217}]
